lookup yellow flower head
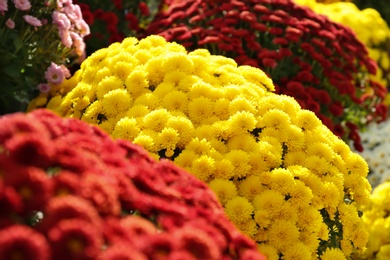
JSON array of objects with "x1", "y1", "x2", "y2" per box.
[
  {"x1": 208, "y1": 179, "x2": 238, "y2": 205},
  {"x1": 225, "y1": 196, "x2": 254, "y2": 223},
  {"x1": 320, "y1": 247, "x2": 346, "y2": 260}
]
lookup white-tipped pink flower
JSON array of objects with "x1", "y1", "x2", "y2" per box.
[
  {"x1": 44, "y1": 62, "x2": 65, "y2": 85},
  {"x1": 23, "y1": 15, "x2": 42, "y2": 27},
  {"x1": 6, "y1": 19, "x2": 15, "y2": 29},
  {"x1": 13, "y1": 0, "x2": 31, "y2": 11}
]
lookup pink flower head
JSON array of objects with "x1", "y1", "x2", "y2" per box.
[
  {"x1": 59, "y1": 29, "x2": 72, "y2": 48},
  {"x1": 52, "y1": 11, "x2": 71, "y2": 30},
  {"x1": 0, "y1": 0, "x2": 7, "y2": 12},
  {"x1": 59, "y1": 65, "x2": 71, "y2": 78},
  {"x1": 13, "y1": 0, "x2": 31, "y2": 11},
  {"x1": 6, "y1": 18, "x2": 15, "y2": 29},
  {"x1": 44, "y1": 63, "x2": 65, "y2": 85},
  {"x1": 38, "y1": 83, "x2": 51, "y2": 94},
  {"x1": 23, "y1": 15, "x2": 42, "y2": 27},
  {"x1": 57, "y1": 0, "x2": 71, "y2": 9},
  {"x1": 75, "y1": 19, "x2": 90, "y2": 36},
  {"x1": 70, "y1": 32, "x2": 85, "y2": 56}
]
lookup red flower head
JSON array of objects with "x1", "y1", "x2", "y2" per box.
[
  {"x1": 48, "y1": 219, "x2": 102, "y2": 260},
  {"x1": 41, "y1": 195, "x2": 102, "y2": 232},
  {"x1": 173, "y1": 227, "x2": 221, "y2": 259},
  {"x1": 3, "y1": 166, "x2": 52, "y2": 214},
  {"x1": 100, "y1": 242, "x2": 148, "y2": 260},
  {"x1": 0, "y1": 225, "x2": 50, "y2": 260}
]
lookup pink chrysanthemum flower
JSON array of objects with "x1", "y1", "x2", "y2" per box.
[
  {"x1": 13, "y1": 0, "x2": 31, "y2": 11},
  {"x1": 5, "y1": 18, "x2": 15, "y2": 29},
  {"x1": 23, "y1": 15, "x2": 42, "y2": 27},
  {"x1": 44, "y1": 62, "x2": 65, "y2": 85}
]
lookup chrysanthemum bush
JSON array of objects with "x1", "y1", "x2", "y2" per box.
[
  {"x1": 353, "y1": 119, "x2": 390, "y2": 188},
  {"x1": 73, "y1": 0, "x2": 161, "y2": 55},
  {"x1": 0, "y1": 109, "x2": 264, "y2": 260},
  {"x1": 295, "y1": 0, "x2": 390, "y2": 104},
  {"x1": 144, "y1": 0, "x2": 388, "y2": 152},
  {"x1": 356, "y1": 182, "x2": 390, "y2": 259},
  {"x1": 29, "y1": 35, "x2": 372, "y2": 259},
  {"x1": 0, "y1": 0, "x2": 89, "y2": 114}
]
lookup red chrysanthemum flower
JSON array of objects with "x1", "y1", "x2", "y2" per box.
[
  {"x1": 3, "y1": 165, "x2": 52, "y2": 214},
  {"x1": 48, "y1": 219, "x2": 102, "y2": 260},
  {"x1": 40, "y1": 195, "x2": 102, "y2": 232},
  {"x1": 0, "y1": 225, "x2": 50, "y2": 260},
  {"x1": 80, "y1": 174, "x2": 121, "y2": 216},
  {"x1": 174, "y1": 227, "x2": 221, "y2": 259},
  {"x1": 100, "y1": 242, "x2": 148, "y2": 260}
]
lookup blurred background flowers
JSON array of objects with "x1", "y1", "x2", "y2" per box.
[{"x1": 73, "y1": 0, "x2": 160, "y2": 55}]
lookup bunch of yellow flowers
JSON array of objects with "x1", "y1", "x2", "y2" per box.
[
  {"x1": 358, "y1": 182, "x2": 390, "y2": 259},
  {"x1": 294, "y1": 0, "x2": 390, "y2": 96},
  {"x1": 28, "y1": 35, "x2": 371, "y2": 259}
]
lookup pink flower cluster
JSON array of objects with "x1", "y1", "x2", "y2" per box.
[
  {"x1": 52, "y1": 0, "x2": 90, "y2": 56},
  {"x1": 0, "y1": 109, "x2": 264, "y2": 260}
]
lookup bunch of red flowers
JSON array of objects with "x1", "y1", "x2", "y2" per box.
[
  {"x1": 74, "y1": 0, "x2": 160, "y2": 55},
  {"x1": 0, "y1": 109, "x2": 264, "y2": 260},
  {"x1": 145, "y1": 0, "x2": 388, "y2": 151}
]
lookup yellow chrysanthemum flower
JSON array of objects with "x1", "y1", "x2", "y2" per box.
[
  {"x1": 225, "y1": 196, "x2": 254, "y2": 223},
  {"x1": 190, "y1": 154, "x2": 215, "y2": 181},
  {"x1": 357, "y1": 182, "x2": 390, "y2": 259},
  {"x1": 112, "y1": 117, "x2": 140, "y2": 140},
  {"x1": 28, "y1": 35, "x2": 371, "y2": 258},
  {"x1": 320, "y1": 247, "x2": 346, "y2": 260},
  {"x1": 208, "y1": 179, "x2": 238, "y2": 205},
  {"x1": 283, "y1": 243, "x2": 312, "y2": 259},
  {"x1": 267, "y1": 220, "x2": 300, "y2": 251},
  {"x1": 238, "y1": 175, "x2": 269, "y2": 202},
  {"x1": 227, "y1": 111, "x2": 257, "y2": 136}
]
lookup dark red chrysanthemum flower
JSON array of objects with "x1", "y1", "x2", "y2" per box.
[
  {"x1": 174, "y1": 227, "x2": 221, "y2": 259},
  {"x1": 41, "y1": 195, "x2": 102, "y2": 232},
  {"x1": 48, "y1": 219, "x2": 102, "y2": 260},
  {"x1": 0, "y1": 225, "x2": 50, "y2": 260},
  {"x1": 3, "y1": 166, "x2": 52, "y2": 213},
  {"x1": 100, "y1": 242, "x2": 148, "y2": 260}
]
